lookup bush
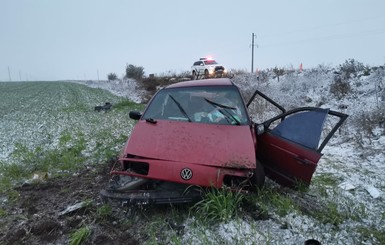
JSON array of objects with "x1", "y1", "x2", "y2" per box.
[
  {"x1": 107, "y1": 73, "x2": 118, "y2": 81},
  {"x1": 338, "y1": 59, "x2": 368, "y2": 79},
  {"x1": 140, "y1": 75, "x2": 188, "y2": 102},
  {"x1": 330, "y1": 75, "x2": 351, "y2": 99},
  {"x1": 272, "y1": 66, "x2": 285, "y2": 82},
  {"x1": 355, "y1": 108, "x2": 385, "y2": 138},
  {"x1": 373, "y1": 66, "x2": 385, "y2": 105},
  {"x1": 125, "y1": 64, "x2": 145, "y2": 80}
]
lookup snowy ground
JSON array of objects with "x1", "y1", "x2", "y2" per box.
[
  {"x1": 1, "y1": 66, "x2": 384, "y2": 244},
  {"x1": 0, "y1": 82, "x2": 140, "y2": 163},
  {"x1": 71, "y1": 78, "x2": 143, "y2": 103}
]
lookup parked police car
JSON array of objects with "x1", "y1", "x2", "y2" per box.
[{"x1": 191, "y1": 57, "x2": 227, "y2": 79}]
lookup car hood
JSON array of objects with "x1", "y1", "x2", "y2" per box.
[
  {"x1": 123, "y1": 120, "x2": 256, "y2": 169},
  {"x1": 209, "y1": 64, "x2": 224, "y2": 68}
]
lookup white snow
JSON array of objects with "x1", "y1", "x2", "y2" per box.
[
  {"x1": 72, "y1": 78, "x2": 143, "y2": 103},
  {"x1": 365, "y1": 186, "x2": 381, "y2": 199}
]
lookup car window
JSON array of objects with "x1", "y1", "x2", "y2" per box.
[
  {"x1": 270, "y1": 109, "x2": 329, "y2": 149},
  {"x1": 142, "y1": 86, "x2": 250, "y2": 125}
]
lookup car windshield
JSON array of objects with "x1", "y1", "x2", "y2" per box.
[
  {"x1": 204, "y1": 60, "x2": 218, "y2": 65},
  {"x1": 143, "y1": 85, "x2": 249, "y2": 125}
]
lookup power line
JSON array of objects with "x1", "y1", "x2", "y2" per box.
[
  {"x1": 260, "y1": 28, "x2": 385, "y2": 48},
  {"x1": 262, "y1": 15, "x2": 385, "y2": 38}
]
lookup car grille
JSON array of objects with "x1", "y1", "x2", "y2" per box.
[{"x1": 215, "y1": 66, "x2": 224, "y2": 72}]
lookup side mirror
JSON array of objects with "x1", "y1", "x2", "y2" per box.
[
  {"x1": 129, "y1": 111, "x2": 142, "y2": 120},
  {"x1": 256, "y1": 124, "x2": 265, "y2": 135}
]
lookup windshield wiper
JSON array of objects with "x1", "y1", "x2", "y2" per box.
[
  {"x1": 145, "y1": 118, "x2": 157, "y2": 124},
  {"x1": 168, "y1": 95, "x2": 192, "y2": 122},
  {"x1": 204, "y1": 98, "x2": 241, "y2": 125},
  {"x1": 204, "y1": 98, "x2": 236, "y2": 110}
]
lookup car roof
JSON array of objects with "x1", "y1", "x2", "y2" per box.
[{"x1": 166, "y1": 78, "x2": 233, "y2": 89}]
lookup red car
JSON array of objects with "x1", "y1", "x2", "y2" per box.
[{"x1": 101, "y1": 78, "x2": 347, "y2": 204}]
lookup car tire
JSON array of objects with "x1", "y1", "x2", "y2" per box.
[
  {"x1": 252, "y1": 160, "x2": 265, "y2": 190},
  {"x1": 204, "y1": 70, "x2": 209, "y2": 78},
  {"x1": 192, "y1": 71, "x2": 196, "y2": 80}
]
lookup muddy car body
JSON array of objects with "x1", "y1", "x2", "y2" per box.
[{"x1": 101, "y1": 78, "x2": 347, "y2": 204}]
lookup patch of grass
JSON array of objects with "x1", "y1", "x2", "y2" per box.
[
  {"x1": 313, "y1": 173, "x2": 341, "y2": 186},
  {"x1": 92, "y1": 131, "x2": 128, "y2": 162},
  {"x1": 0, "y1": 207, "x2": 7, "y2": 217},
  {"x1": 0, "y1": 160, "x2": 26, "y2": 181},
  {"x1": 293, "y1": 181, "x2": 310, "y2": 193},
  {"x1": 0, "y1": 132, "x2": 90, "y2": 201},
  {"x1": 59, "y1": 132, "x2": 73, "y2": 146},
  {"x1": 270, "y1": 192, "x2": 297, "y2": 217},
  {"x1": 357, "y1": 226, "x2": 385, "y2": 244},
  {"x1": 311, "y1": 173, "x2": 343, "y2": 198},
  {"x1": 129, "y1": 205, "x2": 188, "y2": 244},
  {"x1": 143, "y1": 218, "x2": 167, "y2": 244},
  {"x1": 5, "y1": 132, "x2": 87, "y2": 179},
  {"x1": 69, "y1": 226, "x2": 92, "y2": 245},
  {"x1": 315, "y1": 184, "x2": 329, "y2": 198},
  {"x1": 81, "y1": 199, "x2": 94, "y2": 209},
  {"x1": 251, "y1": 187, "x2": 299, "y2": 217},
  {"x1": 311, "y1": 201, "x2": 347, "y2": 226},
  {"x1": 0, "y1": 162, "x2": 22, "y2": 202},
  {"x1": 96, "y1": 204, "x2": 112, "y2": 220},
  {"x1": 191, "y1": 187, "x2": 244, "y2": 223},
  {"x1": 113, "y1": 99, "x2": 141, "y2": 111}
]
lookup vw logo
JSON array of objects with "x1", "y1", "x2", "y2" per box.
[{"x1": 180, "y1": 168, "x2": 193, "y2": 180}]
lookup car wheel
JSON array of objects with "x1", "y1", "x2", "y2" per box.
[
  {"x1": 204, "y1": 70, "x2": 209, "y2": 78},
  {"x1": 252, "y1": 160, "x2": 265, "y2": 190}
]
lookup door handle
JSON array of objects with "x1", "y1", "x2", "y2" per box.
[{"x1": 294, "y1": 156, "x2": 314, "y2": 165}]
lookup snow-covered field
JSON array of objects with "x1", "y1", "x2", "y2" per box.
[
  {"x1": 0, "y1": 82, "x2": 140, "y2": 164},
  {"x1": 1, "y1": 64, "x2": 384, "y2": 244}
]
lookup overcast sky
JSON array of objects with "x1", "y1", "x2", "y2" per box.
[{"x1": 1, "y1": 0, "x2": 385, "y2": 81}]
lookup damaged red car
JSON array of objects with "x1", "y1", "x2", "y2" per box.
[{"x1": 101, "y1": 78, "x2": 347, "y2": 204}]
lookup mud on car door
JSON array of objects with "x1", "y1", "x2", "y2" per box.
[{"x1": 247, "y1": 90, "x2": 348, "y2": 188}]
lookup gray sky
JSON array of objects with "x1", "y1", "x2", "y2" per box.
[{"x1": 1, "y1": 0, "x2": 385, "y2": 81}]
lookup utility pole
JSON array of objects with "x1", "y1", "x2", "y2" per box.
[
  {"x1": 8, "y1": 66, "x2": 12, "y2": 81},
  {"x1": 251, "y1": 33, "x2": 258, "y2": 73}
]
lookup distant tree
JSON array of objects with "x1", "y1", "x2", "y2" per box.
[
  {"x1": 107, "y1": 73, "x2": 118, "y2": 81},
  {"x1": 272, "y1": 66, "x2": 285, "y2": 82},
  {"x1": 338, "y1": 59, "x2": 367, "y2": 79},
  {"x1": 125, "y1": 64, "x2": 145, "y2": 80}
]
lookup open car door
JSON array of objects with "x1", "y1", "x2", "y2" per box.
[
  {"x1": 247, "y1": 90, "x2": 348, "y2": 188},
  {"x1": 256, "y1": 107, "x2": 347, "y2": 187}
]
